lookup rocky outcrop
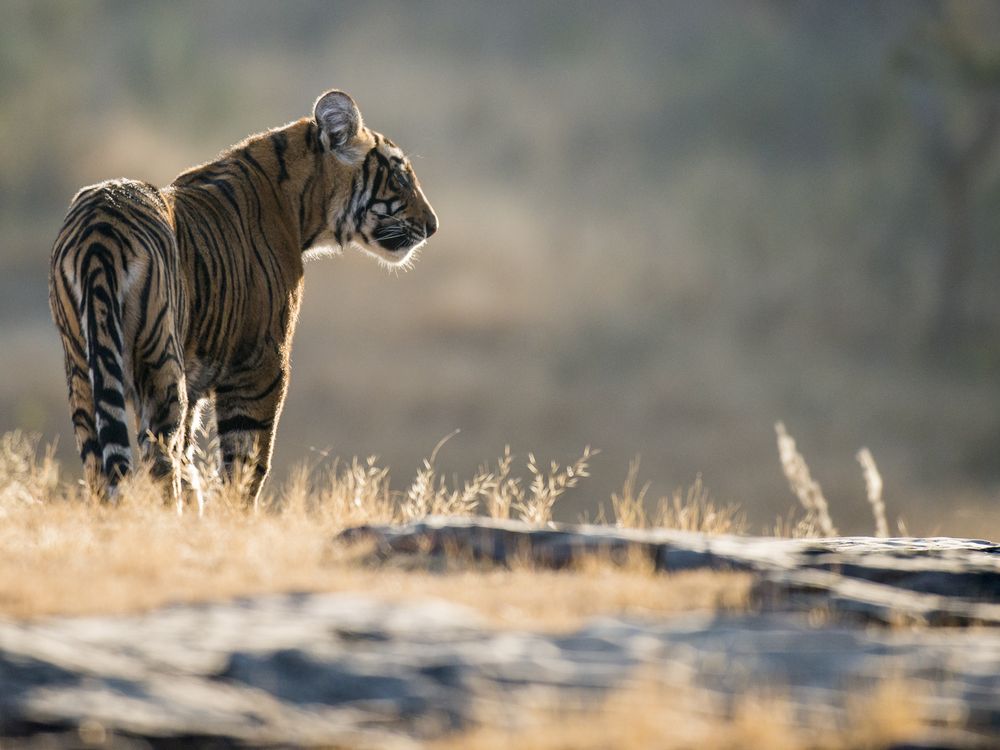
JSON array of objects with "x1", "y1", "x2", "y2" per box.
[
  {"x1": 344, "y1": 517, "x2": 1000, "y2": 625},
  {"x1": 1, "y1": 519, "x2": 998, "y2": 747}
]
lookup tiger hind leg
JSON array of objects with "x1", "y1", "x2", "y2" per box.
[{"x1": 134, "y1": 340, "x2": 188, "y2": 511}]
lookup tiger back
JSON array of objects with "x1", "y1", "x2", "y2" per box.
[{"x1": 49, "y1": 90, "x2": 437, "y2": 505}]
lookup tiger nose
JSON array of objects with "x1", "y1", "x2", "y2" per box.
[{"x1": 423, "y1": 211, "x2": 438, "y2": 238}]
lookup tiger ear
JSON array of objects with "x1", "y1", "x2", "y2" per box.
[{"x1": 313, "y1": 90, "x2": 363, "y2": 154}]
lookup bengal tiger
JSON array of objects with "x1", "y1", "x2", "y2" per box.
[{"x1": 49, "y1": 90, "x2": 437, "y2": 505}]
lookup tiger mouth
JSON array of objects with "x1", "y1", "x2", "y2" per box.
[
  {"x1": 353, "y1": 235, "x2": 424, "y2": 267},
  {"x1": 372, "y1": 226, "x2": 421, "y2": 252}
]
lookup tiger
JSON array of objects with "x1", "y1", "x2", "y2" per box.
[{"x1": 49, "y1": 90, "x2": 437, "y2": 505}]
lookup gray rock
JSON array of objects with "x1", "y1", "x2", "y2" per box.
[{"x1": 343, "y1": 517, "x2": 1000, "y2": 623}]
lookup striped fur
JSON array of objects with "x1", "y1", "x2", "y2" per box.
[{"x1": 49, "y1": 91, "x2": 437, "y2": 505}]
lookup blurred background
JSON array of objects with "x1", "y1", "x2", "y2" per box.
[{"x1": 3, "y1": 0, "x2": 1000, "y2": 535}]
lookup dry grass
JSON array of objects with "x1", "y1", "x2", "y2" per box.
[
  {"x1": 609, "y1": 458, "x2": 747, "y2": 534},
  {"x1": 774, "y1": 423, "x2": 904, "y2": 538},
  {"x1": 0, "y1": 491, "x2": 750, "y2": 625},
  {"x1": 0, "y1": 425, "x2": 910, "y2": 623},
  {"x1": 775, "y1": 422, "x2": 837, "y2": 536},
  {"x1": 0, "y1": 432, "x2": 747, "y2": 624},
  {"x1": 390, "y1": 432, "x2": 595, "y2": 525},
  {"x1": 857, "y1": 447, "x2": 889, "y2": 538},
  {"x1": 434, "y1": 674, "x2": 928, "y2": 750}
]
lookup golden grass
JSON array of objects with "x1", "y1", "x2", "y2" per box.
[
  {"x1": 0, "y1": 425, "x2": 905, "y2": 623},
  {"x1": 609, "y1": 457, "x2": 747, "y2": 534},
  {"x1": 434, "y1": 675, "x2": 928, "y2": 750},
  {"x1": 0, "y1": 494, "x2": 750, "y2": 624},
  {"x1": 0, "y1": 432, "x2": 748, "y2": 624},
  {"x1": 773, "y1": 423, "x2": 906, "y2": 538},
  {"x1": 775, "y1": 422, "x2": 837, "y2": 536},
  {"x1": 857, "y1": 446, "x2": 889, "y2": 538}
]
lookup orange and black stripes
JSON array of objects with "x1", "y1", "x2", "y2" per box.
[{"x1": 49, "y1": 90, "x2": 437, "y2": 505}]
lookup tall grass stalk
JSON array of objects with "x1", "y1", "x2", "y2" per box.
[
  {"x1": 857, "y1": 447, "x2": 889, "y2": 538},
  {"x1": 774, "y1": 422, "x2": 837, "y2": 536}
]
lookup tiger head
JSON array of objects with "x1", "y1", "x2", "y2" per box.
[{"x1": 313, "y1": 90, "x2": 438, "y2": 267}]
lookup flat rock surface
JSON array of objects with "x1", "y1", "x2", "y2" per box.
[
  {"x1": 2, "y1": 519, "x2": 999, "y2": 747},
  {"x1": 345, "y1": 517, "x2": 1000, "y2": 625}
]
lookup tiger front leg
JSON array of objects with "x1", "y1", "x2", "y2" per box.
[{"x1": 214, "y1": 370, "x2": 287, "y2": 508}]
